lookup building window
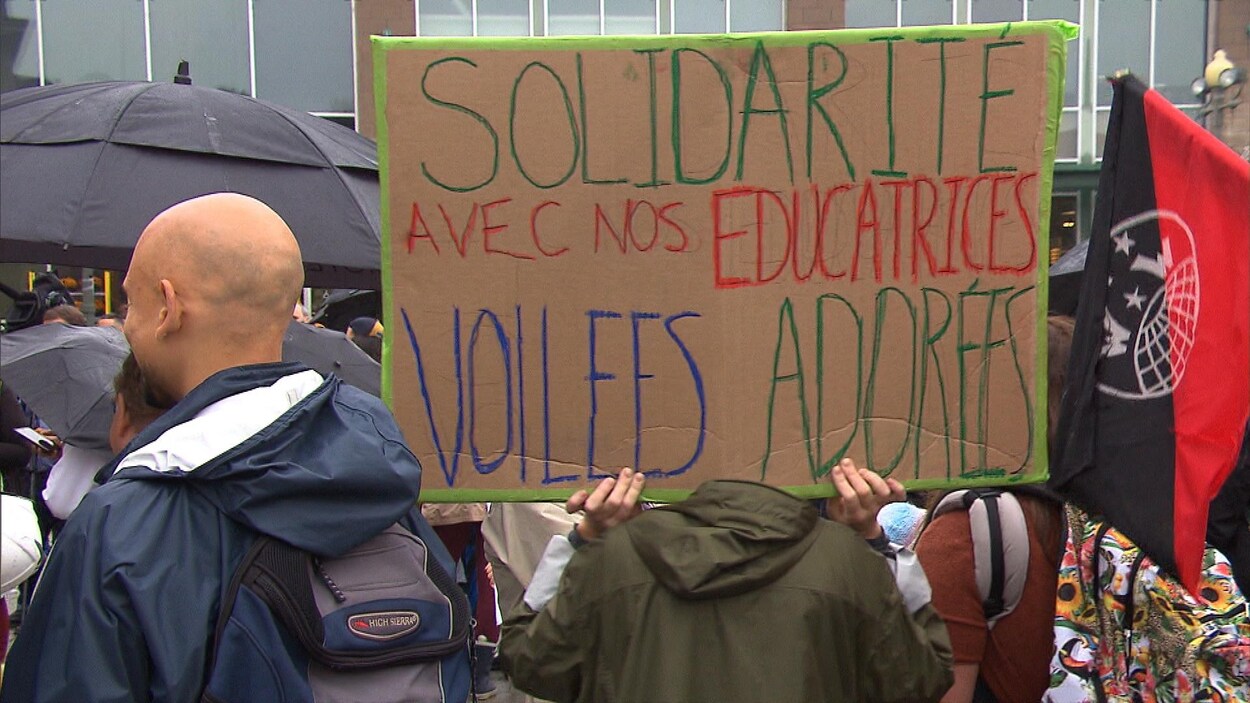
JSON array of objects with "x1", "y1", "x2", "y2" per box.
[
  {"x1": 1, "y1": 0, "x2": 1212, "y2": 168},
  {"x1": 902, "y1": 0, "x2": 955, "y2": 28},
  {"x1": 550, "y1": 0, "x2": 604, "y2": 35},
  {"x1": 845, "y1": 0, "x2": 897, "y2": 30},
  {"x1": 42, "y1": 0, "x2": 146, "y2": 86},
  {"x1": 478, "y1": 0, "x2": 532, "y2": 36},
  {"x1": 970, "y1": 0, "x2": 1021, "y2": 25},
  {"x1": 419, "y1": 0, "x2": 474, "y2": 37},
  {"x1": 608, "y1": 0, "x2": 659, "y2": 35},
  {"x1": 1095, "y1": 0, "x2": 1149, "y2": 107},
  {"x1": 1049, "y1": 194, "x2": 1080, "y2": 262},
  {"x1": 416, "y1": 0, "x2": 783, "y2": 37},
  {"x1": 731, "y1": 0, "x2": 784, "y2": 33},
  {"x1": 1153, "y1": 0, "x2": 1207, "y2": 106},
  {"x1": 674, "y1": 0, "x2": 725, "y2": 33},
  {"x1": 1, "y1": 0, "x2": 41, "y2": 92},
  {"x1": 149, "y1": 0, "x2": 250, "y2": 95},
  {"x1": 254, "y1": 0, "x2": 355, "y2": 114},
  {"x1": 1057, "y1": 109, "x2": 1078, "y2": 162}
]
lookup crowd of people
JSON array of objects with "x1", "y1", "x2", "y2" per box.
[{"x1": 0, "y1": 193, "x2": 1246, "y2": 702}]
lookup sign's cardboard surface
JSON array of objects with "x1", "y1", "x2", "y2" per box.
[{"x1": 375, "y1": 23, "x2": 1074, "y2": 500}]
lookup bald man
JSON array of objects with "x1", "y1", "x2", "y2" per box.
[
  {"x1": 120, "y1": 193, "x2": 305, "y2": 408},
  {"x1": 3, "y1": 194, "x2": 450, "y2": 702}
]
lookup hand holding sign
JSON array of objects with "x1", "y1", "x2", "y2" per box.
[
  {"x1": 827, "y1": 458, "x2": 906, "y2": 541},
  {"x1": 568, "y1": 467, "x2": 647, "y2": 541}
]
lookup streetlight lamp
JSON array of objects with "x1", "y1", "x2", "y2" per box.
[{"x1": 1191, "y1": 49, "x2": 1246, "y2": 146}]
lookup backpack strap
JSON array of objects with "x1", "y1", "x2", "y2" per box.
[{"x1": 932, "y1": 489, "x2": 1031, "y2": 627}]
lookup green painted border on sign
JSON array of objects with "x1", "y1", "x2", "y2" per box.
[
  {"x1": 376, "y1": 38, "x2": 394, "y2": 406},
  {"x1": 373, "y1": 20, "x2": 1078, "y2": 502}
]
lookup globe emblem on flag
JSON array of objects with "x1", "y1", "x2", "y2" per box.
[{"x1": 1097, "y1": 210, "x2": 1200, "y2": 401}]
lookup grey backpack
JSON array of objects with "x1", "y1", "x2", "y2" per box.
[
  {"x1": 929, "y1": 489, "x2": 1031, "y2": 627},
  {"x1": 202, "y1": 522, "x2": 473, "y2": 703}
]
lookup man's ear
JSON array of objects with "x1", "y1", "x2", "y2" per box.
[
  {"x1": 155, "y1": 279, "x2": 183, "y2": 338},
  {"x1": 109, "y1": 395, "x2": 133, "y2": 454}
]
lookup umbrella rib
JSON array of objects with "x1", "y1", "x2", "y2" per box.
[
  {"x1": 103, "y1": 82, "x2": 162, "y2": 143},
  {"x1": 261, "y1": 103, "x2": 335, "y2": 169},
  {"x1": 66, "y1": 142, "x2": 127, "y2": 247},
  {"x1": 5, "y1": 82, "x2": 137, "y2": 144},
  {"x1": 57, "y1": 83, "x2": 164, "y2": 244},
  {"x1": 324, "y1": 165, "x2": 378, "y2": 253},
  {"x1": 260, "y1": 98, "x2": 377, "y2": 169},
  {"x1": 264, "y1": 105, "x2": 379, "y2": 251}
]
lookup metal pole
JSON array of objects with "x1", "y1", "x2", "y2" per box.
[{"x1": 82, "y1": 268, "x2": 96, "y2": 321}]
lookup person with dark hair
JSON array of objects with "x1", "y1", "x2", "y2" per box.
[
  {"x1": 107, "y1": 353, "x2": 165, "y2": 452},
  {"x1": 346, "y1": 316, "x2": 383, "y2": 340},
  {"x1": 41, "y1": 305, "x2": 87, "y2": 327},
  {"x1": 351, "y1": 333, "x2": 382, "y2": 363}
]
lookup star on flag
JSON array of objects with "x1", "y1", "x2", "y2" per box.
[
  {"x1": 1113, "y1": 230, "x2": 1136, "y2": 256},
  {"x1": 1124, "y1": 286, "x2": 1146, "y2": 311}
]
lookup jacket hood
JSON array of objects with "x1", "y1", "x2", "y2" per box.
[
  {"x1": 103, "y1": 363, "x2": 422, "y2": 556},
  {"x1": 625, "y1": 480, "x2": 820, "y2": 599}
]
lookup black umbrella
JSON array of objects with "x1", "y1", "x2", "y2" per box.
[
  {"x1": 0, "y1": 324, "x2": 129, "y2": 449},
  {"x1": 0, "y1": 73, "x2": 381, "y2": 289},
  {"x1": 1, "y1": 321, "x2": 380, "y2": 451},
  {"x1": 282, "y1": 321, "x2": 381, "y2": 397},
  {"x1": 1048, "y1": 239, "x2": 1088, "y2": 317},
  {"x1": 310, "y1": 289, "x2": 382, "y2": 333}
]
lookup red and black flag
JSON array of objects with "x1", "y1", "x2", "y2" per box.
[{"x1": 1049, "y1": 74, "x2": 1250, "y2": 593}]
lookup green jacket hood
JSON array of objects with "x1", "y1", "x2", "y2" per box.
[{"x1": 625, "y1": 480, "x2": 820, "y2": 600}]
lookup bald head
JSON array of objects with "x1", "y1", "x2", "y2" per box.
[
  {"x1": 124, "y1": 193, "x2": 305, "y2": 402},
  {"x1": 134, "y1": 193, "x2": 304, "y2": 325}
]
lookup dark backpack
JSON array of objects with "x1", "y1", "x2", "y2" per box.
[{"x1": 202, "y1": 522, "x2": 473, "y2": 703}]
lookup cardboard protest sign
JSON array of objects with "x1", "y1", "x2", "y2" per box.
[{"x1": 375, "y1": 22, "x2": 1076, "y2": 501}]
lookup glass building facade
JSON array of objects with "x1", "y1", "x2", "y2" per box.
[{"x1": 0, "y1": 0, "x2": 1216, "y2": 266}]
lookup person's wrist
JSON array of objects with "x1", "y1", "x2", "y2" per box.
[
  {"x1": 864, "y1": 530, "x2": 891, "y2": 554},
  {"x1": 856, "y1": 521, "x2": 884, "y2": 541},
  {"x1": 574, "y1": 521, "x2": 600, "y2": 543}
]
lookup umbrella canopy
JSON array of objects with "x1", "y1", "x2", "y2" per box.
[
  {"x1": 1, "y1": 322, "x2": 381, "y2": 449},
  {"x1": 311, "y1": 289, "x2": 382, "y2": 334},
  {"x1": 0, "y1": 79, "x2": 381, "y2": 288},
  {"x1": 282, "y1": 321, "x2": 381, "y2": 397},
  {"x1": 1049, "y1": 238, "x2": 1088, "y2": 278},
  {"x1": 0, "y1": 324, "x2": 129, "y2": 449},
  {"x1": 1049, "y1": 239, "x2": 1089, "y2": 317}
]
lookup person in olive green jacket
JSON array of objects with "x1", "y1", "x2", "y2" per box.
[{"x1": 500, "y1": 459, "x2": 954, "y2": 703}]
